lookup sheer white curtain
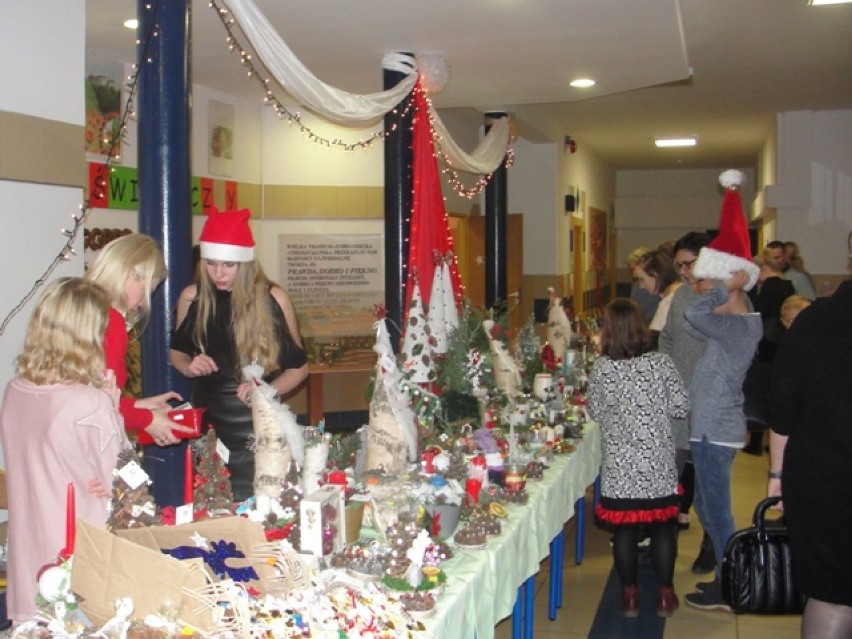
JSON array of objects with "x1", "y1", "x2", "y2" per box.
[{"x1": 224, "y1": 0, "x2": 510, "y2": 171}]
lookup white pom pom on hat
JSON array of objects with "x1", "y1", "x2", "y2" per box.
[{"x1": 693, "y1": 170, "x2": 760, "y2": 291}]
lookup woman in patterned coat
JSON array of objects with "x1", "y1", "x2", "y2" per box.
[{"x1": 587, "y1": 298, "x2": 689, "y2": 618}]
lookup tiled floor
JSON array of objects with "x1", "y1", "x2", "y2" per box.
[{"x1": 495, "y1": 445, "x2": 802, "y2": 638}]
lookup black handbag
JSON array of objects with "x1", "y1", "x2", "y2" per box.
[{"x1": 721, "y1": 496, "x2": 804, "y2": 614}]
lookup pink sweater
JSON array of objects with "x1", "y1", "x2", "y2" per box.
[{"x1": 0, "y1": 379, "x2": 129, "y2": 622}]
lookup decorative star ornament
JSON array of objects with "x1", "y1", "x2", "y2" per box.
[{"x1": 190, "y1": 530, "x2": 209, "y2": 549}]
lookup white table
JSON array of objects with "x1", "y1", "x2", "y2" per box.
[{"x1": 422, "y1": 422, "x2": 602, "y2": 639}]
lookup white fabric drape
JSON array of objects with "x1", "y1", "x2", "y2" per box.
[
  {"x1": 223, "y1": 0, "x2": 511, "y2": 171},
  {"x1": 224, "y1": 0, "x2": 416, "y2": 125},
  {"x1": 428, "y1": 106, "x2": 510, "y2": 174}
]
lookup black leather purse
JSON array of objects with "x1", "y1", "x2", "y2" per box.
[{"x1": 721, "y1": 496, "x2": 805, "y2": 614}]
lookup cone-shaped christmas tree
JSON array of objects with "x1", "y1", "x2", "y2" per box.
[
  {"x1": 193, "y1": 429, "x2": 234, "y2": 517},
  {"x1": 401, "y1": 277, "x2": 436, "y2": 383},
  {"x1": 428, "y1": 253, "x2": 460, "y2": 355},
  {"x1": 107, "y1": 448, "x2": 161, "y2": 531},
  {"x1": 367, "y1": 318, "x2": 419, "y2": 474}
]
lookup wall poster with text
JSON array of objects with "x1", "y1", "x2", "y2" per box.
[{"x1": 279, "y1": 233, "x2": 383, "y2": 339}]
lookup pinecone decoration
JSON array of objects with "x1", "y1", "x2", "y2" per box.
[
  {"x1": 107, "y1": 448, "x2": 161, "y2": 531},
  {"x1": 192, "y1": 430, "x2": 234, "y2": 517}
]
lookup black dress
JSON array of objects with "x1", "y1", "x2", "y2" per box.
[
  {"x1": 769, "y1": 281, "x2": 852, "y2": 606},
  {"x1": 171, "y1": 288, "x2": 307, "y2": 501}
]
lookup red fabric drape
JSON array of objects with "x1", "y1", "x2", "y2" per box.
[{"x1": 403, "y1": 82, "x2": 464, "y2": 321}]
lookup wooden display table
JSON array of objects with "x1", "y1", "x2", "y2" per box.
[{"x1": 306, "y1": 350, "x2": 375, "y2": 425}]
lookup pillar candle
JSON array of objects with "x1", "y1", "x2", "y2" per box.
[
  {"x1": 184, "y1": 445, "x2": 194, "y2": 504},
  {"x1": 61, "y1": 482, "x2": 75, "y2": 558}
]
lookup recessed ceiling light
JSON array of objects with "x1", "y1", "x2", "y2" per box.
[
  {"x1": 654, "y1": 137, "x2": 697, "y2": 148},
  {"x1": 807, "y1": 0, "x2": 852, "y2": 5},
  {"x1": 569, "y1": 78, "x2": 596, "y2": 88},
  {"x1": 123, "y1": 18, "x2": 138, "y2": 29}
]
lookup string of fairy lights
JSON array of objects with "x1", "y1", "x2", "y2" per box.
[
  {"x1": 207, "y1": 0, "x2": 512, "y2": 198},
  {"x1": 0, "y1": 2, "x2": 511, "y2": 337},
  {"x1": 208, "y1": 0, "x2": 415, "y2": 152},
  {"x1": 0, "y1": 4, "x2": 162, "y2": 338}
]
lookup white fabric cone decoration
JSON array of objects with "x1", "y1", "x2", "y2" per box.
[
  {"x1": 440, "y1": 258, "x2": 459, "y2": 336},
  {"x1": 428, "y1": 254, "x2": 449, "y2": 355},
  {"x1": 545, "y1": 287, "x2": 572, "y2": 363},
  {"x1": 243, "y1": 363, "x2": 304, "y2": 465},
  {"x1": 366, "y1": 319, "x2": 418, "y2": 474},
  {"x1": 250, "y1": 382, "x2": 291, "y2": 499},
  {"x1": 401, "y1": 279, "x2": 436, "y2": 383},
  {"x1": 301, "y1": 433, "x2": 331, "y2": 496},
  {"x1": 482, "y1": 319, "x2": 522, "y2": 397}
]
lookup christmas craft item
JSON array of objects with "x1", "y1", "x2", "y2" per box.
[
  {"x1": 404, "y1": 80, "x2": 464, "y2": 313},
  {"x1": 193, "y1": 430, "x2": 234, "y2": 517},
  {"x1": 251, "y1": 382, "x2": 291, "y2": 500},
  {"x1": 108, "y1": 448, "x2": 161, "y2": 531},
  {"x1": 301, "y1": 428, "x2": 332, "y2": 496},
  {"x1": 299, "y1": 486, "x2": 345, "y2": 557},
  {"x1": 483, "y1": 319, "x2": 522, "y2": 397},
  {"x1": 546, "y1": 287, "x2": 572, "y2": 363},
  {"x1": 693, "y1": 170, "x2": 760, "y2": 291},
  {"x1": 428, "y1": 252, "x2": 460, "y2": 354},
  {"x1": 244, "y1": 363, "x2": 305, "y2": 464},
  {"x1": 401, "y1": 276, "x2": 436, "y2": 383},
  {"x1": 366, "y1": 318, "x2": 418, "y2": 474}
]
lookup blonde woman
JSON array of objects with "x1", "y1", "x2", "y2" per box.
[
  {"x1": 0, "y1": 278, "x2": 130, "y2": 623},
  {"x1": 85, "y1": 234, "x2": 193, "y2": 446},
  {"x1": 170, "y1": 208, "x2": 308, "y2": 501}
]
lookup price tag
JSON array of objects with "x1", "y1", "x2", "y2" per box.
[
  {"x1": 216, "y1": 439, "x2": 230, "y2": 464},
  {"x1": 175, "y1": 503, "x2": 194, "y2": 525},
  {"x1": 118, "y1": 460, "x2": 150, "y2": 490}
]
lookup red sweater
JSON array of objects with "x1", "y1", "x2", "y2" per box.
[{"x1": 104, "y1": 307, "x2": 153, "y2": 430}]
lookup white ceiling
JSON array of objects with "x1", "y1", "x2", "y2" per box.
[{"x1": 86, "y1": 0, "x2": 852, "y2": 170}]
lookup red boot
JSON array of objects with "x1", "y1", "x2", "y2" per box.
[
  {"x1": 619, "y1": 584, "x2": 640, "y2": 617},
  {"x1": 657, "y1": 585, "x2": 680, "y2": 617}
]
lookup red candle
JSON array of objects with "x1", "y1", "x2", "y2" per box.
[
  {"x1": 465, "y1": 478, "x2": 482, "y2": 503},
  {"x1": 61, "y1": 482, "x2": 75, "y2": 559},
  {"x1": 184, "y1": 445, "x2": 194, "y2": 505}
]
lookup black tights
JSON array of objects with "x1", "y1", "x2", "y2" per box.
[{"x1": 613, "y1": 523, "x2": 677, "y2": 588}]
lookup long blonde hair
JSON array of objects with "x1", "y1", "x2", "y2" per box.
[
  {"x1": 194, "y1": 260, "x2": 282, "y2": 374},
  {"x1": 85, "y1": 233, "x2": 166, "y2": 330},
  {"x1": 16, "y1": 277, "x2": 109, "y2": 386}
]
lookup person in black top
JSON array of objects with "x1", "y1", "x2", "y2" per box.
[{"x1": 170, "y1": 207, "x2": 308, "y2": 501}]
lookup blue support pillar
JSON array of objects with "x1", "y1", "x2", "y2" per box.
[
  {"x1": 383, "y1": 55, "x2": 414, "y2": 353},
  {"x1": 484, "y1": 112, "x2": 508, "y2": 309},
  {"x1": 137, "y1": 0, "x2": 193, "y2": 508}
]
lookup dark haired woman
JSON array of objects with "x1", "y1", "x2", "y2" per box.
[
  {"x1": 634, "y1": 251, "x2": 682, "y2": 347},
  {"x1": 587, "y1": 298, "x2": 689, "y2": 618}
]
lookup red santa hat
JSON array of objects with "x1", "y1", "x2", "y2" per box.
[
  {"x1": 199, "y1": 206, "x2": 255, "y2": 262},
  {"x1": 693, "y1": 170, "x2": 760, "y2": 291}
]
